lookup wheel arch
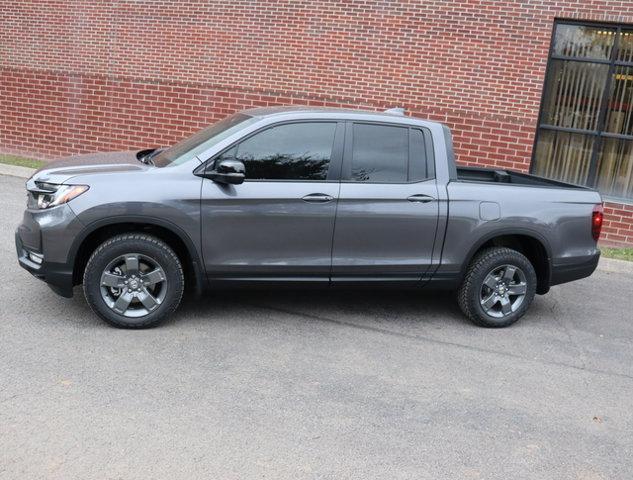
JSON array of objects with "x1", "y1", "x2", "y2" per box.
[
  {"x1": 461, "y1": 229, "x2": 553, "y2": 295},
  {"x1": 69, "y1": 216, "x2": 205, "y2": 294}
]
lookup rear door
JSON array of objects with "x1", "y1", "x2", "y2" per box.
[
  {"x1": 200, "y1": 121, "x2": 344, "y2": 281},
  {"x1": 331, "y1": 122, "x2": 439, "y2": 282}
]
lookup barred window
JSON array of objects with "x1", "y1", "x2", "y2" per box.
[{"x1": 533, "y1": 22, "x2": 633, "y2": 201}]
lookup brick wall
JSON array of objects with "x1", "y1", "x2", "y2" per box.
[
  {"x1": 602, "y1": 203, "x2": 633, "y2": 247},
  {"x1": 1, "y1": 0, "x2": 633, "y2": 245}
]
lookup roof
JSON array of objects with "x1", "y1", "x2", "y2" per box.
[
  {"x1": 243, "y1": 106, "x2": 381, "y2": 117},
  {"x1": 241, "y1": 106, "x2": 439, "y2": 126}
]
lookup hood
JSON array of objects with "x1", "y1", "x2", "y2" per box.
[{"x1": 32, "y1": 151, "x2": 148, "y2": 185}]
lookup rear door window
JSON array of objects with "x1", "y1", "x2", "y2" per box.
[
  {"x1": 350, "y1": 124, "x2": 408, "y2": 182},
  {"x1": 347, "y1": 123, "x2": 432, "y2": 183}
]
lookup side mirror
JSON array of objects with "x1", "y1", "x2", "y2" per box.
[{"x1": 204, "y1": 159, "x2": 245, "y2": 185}]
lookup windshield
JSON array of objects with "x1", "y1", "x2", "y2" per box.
[{"x1": 153, "y1": 113, "x2": 257, "y2": 167}]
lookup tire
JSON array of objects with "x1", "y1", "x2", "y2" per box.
[
  {"x1": 457, "y1": 247, "x2": 537, "y2": 328},
  {"x1": 83, "y1": 233, "x2": 184, "y2": 328}
]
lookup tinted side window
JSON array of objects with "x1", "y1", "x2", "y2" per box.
[
  {"x1": 409, "y1": 128, "x2": 429, "y2": 182},
  {"x1": 351, "y1": 124, "x2": 408, "y2": 182},
  {"x1": 349, "y1": 124, "x2": 433, "y2": 183},
  {"x1": 227, "y1": 122, "x2": 337, "y2": 180}
]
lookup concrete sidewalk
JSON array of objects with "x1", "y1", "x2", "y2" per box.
[{"x1": 0, "y1": 162, "x2": 36, "y2": 179}]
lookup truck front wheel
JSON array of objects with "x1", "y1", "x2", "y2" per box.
[
  {"x1": 83, "y1": 233, "x2": 185, "y2": 328},
  {"x1": 457, "y1": 247, "x2": 537, "y2": 328}
]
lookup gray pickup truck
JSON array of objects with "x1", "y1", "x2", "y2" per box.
[{"x1": 15, "y1": 107, "x2": 603, "y2": 328}]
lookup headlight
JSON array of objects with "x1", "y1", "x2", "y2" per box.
[{"x1": 28, "y1": 183, "x2": 89, "y2": 209}]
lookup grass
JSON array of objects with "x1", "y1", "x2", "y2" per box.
[
  {"x1": 0, "y1": 154, "x2": 46, "y2": 169},
  {"x1": 601, "y1": 247, "x2": 633, "y2": 262}
]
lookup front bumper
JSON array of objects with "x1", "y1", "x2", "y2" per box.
[
  {"x1": 550, "y1": 251, "x2": 601, "y2": 286},
  {"x1": 15, "y1": 204, "x2": 84, "y2": 298},
  {"x1": 15, "y1": 231, "x2": 74, "y2": 297}
]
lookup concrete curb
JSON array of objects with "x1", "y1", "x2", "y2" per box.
[
  {"x1": 0, "y1": 163, "x2": 36, "y2": 179},
  {"x1": 598, "y1": 256, "x2": 633, "y2": 274}
]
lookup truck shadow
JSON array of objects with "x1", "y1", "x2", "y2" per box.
[
  {"x1": 176, "y1": 287, "x2": 470, "y2": 328},
  {"x1": 63, "y1": 283, "x2": 555, "y2": 330}
]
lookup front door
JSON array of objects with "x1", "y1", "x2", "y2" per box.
[
  {"x1": 200, "y1": 121, "x2": 344, "y2": 281},
  {"x1": 331, "y1": 122, "x2": 439, "y2": 281}
]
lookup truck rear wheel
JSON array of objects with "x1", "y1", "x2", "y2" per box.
[
  {"x1": 83, "y1": 233, "x2": 184, "y2": 328},
  {"x1": 457, "y1": 247, "x2": 536, "y2": 328}
]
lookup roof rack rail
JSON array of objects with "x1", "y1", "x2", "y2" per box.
[{"x1": 383, "y1": 107, "x2": 406, "y2": 116}]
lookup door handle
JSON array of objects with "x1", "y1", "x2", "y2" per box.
[
  {"x1": 407, "y1": 194, "x2": 435, "y2": 203},
  {"x1": 302, "y1": 193, "x2": 334, "y2": 203}
]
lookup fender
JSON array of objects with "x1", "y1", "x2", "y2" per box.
[
  {"x1": 67, "y1": 214, "x2": 206, "y2": 294},
  {"x1": 456, "y1": 226, "x2": 554, "y2": 287}
]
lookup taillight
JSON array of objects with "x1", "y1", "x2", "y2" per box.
[{"x1": 592, "y1": 204, "x2": 604, "y2": 241}]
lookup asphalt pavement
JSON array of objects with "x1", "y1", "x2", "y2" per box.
[{"x1": 1, "y1": 174, "x2": 632, "y2": 479}]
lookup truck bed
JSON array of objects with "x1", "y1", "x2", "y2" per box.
[{"x1": 456, "y1": 166, "x2": 586, "y2": 190}]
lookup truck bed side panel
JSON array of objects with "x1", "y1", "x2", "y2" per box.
[{"x1": 434, "y1": 181, "x2": 602, "y2": 285}]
